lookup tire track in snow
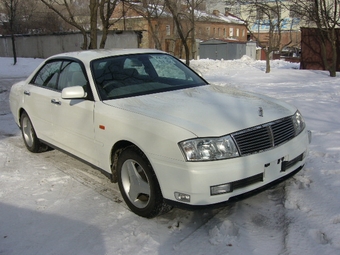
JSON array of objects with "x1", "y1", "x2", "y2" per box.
[{"x1": 3, "y1": 135, "x2": 299, "y2": 255}]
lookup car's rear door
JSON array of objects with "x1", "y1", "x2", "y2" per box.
[{"x1": 23, "y1": 61, "x2": 62, "y2": 142}]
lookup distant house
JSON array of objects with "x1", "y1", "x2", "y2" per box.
[
  {"x1": 110, "y1": 2, "x2": 247, "y2": 59},
  {"x1": 224, "y1": 0, "x2": 303, "y2": 51}
]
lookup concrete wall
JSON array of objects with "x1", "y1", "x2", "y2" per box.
[{"x1": 0, "y1": 31, "x2": 140, "y2": 59}]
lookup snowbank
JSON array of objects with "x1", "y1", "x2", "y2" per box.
[{"x1": 1, "y1": 56, "x2": 340, "y2": 255}]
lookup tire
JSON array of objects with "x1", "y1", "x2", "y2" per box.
[
  {"x1": 117, "y1": 146, "x2": 172, "y2": 218},
  {"x1": 20, "y1": 112, "x2": 46, "y2": 153}
]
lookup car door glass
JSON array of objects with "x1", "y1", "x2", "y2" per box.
[
  {"x1": 32, "y1": 61, "x2": 62, "y2": 90},
  {"x1": 58, "y1": 61, "x2": 88, "y2": 92}
]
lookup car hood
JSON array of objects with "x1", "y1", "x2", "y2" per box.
[{"x1": 104, "y1": 85, "x2": 296, "y2": 137}]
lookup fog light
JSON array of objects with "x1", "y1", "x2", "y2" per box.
[
  {"x1": 174, "y1": 192, "x2": 190, "y2": 202},
  {"x1": 211, "y1": 183, "x2": 232, "y2": 196}
]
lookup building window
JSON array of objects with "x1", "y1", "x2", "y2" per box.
[
  {"x1": 207, "y1": 27, "x2": 210, "y2": 36},
  {"x1": 236, "y1": 28, "x2": 239, "y2": 37},
  {"x1": 166, "y1": 25, "x2": 170, "y2": 36},
  {"x1": 223, "y1": 28, "x2": 226, "y2": 37},
  {"x1": 229, "y1": 27, "x2": 234, "y2": 37}
]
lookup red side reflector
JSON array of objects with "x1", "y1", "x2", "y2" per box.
[{"x1": 99, "y1": 125, "x2": 105, "y2": 130}]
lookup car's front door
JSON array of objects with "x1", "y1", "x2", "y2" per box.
[{"x1": 50, "y1": 61, "x2": 98, "y2": 164}]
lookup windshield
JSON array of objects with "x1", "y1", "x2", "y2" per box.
[{"x1": 91, "y1": 53, "x2": 207, "y2": 100}]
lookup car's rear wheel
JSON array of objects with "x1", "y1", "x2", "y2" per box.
[
  {"x1": 117, "y1": 146, "x2": 171, "y2": 218},
  {"x1": 20, "y1": 112, "x2": 46, "y2": 153}
]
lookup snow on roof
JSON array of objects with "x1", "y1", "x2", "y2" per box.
[
  {"x1": 116, "y1": 3, "x2": 243, "y2": 25},
  {"x1": 194, "y1": 9, "x2": 244, "y2": 24}
]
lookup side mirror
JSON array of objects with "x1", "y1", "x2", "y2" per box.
[{"x1": 61, "y1": 86, "x2": 87, "y2": 99}]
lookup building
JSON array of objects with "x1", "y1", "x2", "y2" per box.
[
  {"x1": 110, "y1": 1, "x2": 247, "y2": 59},
  {"x1": 219, "y1": 0, "x2": 304, "y2": 52},
  {"x1": 300, "y1": 27, "x2": 340, "y2": 71}
]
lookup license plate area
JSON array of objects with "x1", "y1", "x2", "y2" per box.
[
  {"x1": 264, "y1": 155, "x2": 288, "y2": 178},
  {"x1": 281, "y1": 153, "x2": 304, "y2": 172},
  {"x1": 264, "y1": 152, "x2": 304, "y2": 178}
]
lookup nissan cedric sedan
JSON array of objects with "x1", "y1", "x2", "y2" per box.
[{"x1": 10, "y1": 49, "x2": 311, "y2": 218}]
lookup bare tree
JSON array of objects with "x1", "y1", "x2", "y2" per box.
[
  {"x1": 40, "y1": 0, "x2": 89, "y2": 49},
  {"x1": 99, "y1": 0, "x2": 119, "y2": 49},
  {"x1": 164, "y1": 0, "x2": 190, "y2": 64},
  {"x1": 1, "y1": 0, "x2": 20, "y2": 64},
  {"x1": 89, "y1": 0, "x2": 99, "y2": 49},
  {"x1": 291, "y1": 0, "x2": 339, "y2": 77},
  {"x1": 164, "y1": 0, "x2": 204, "y2": 65},
  {"x1": 41, "y1": 0, "x2": 119, "y2": 50},
  {"x1": 230, "y1": 0, "x2": 291, "y2": 73},
  {"x1": 1, "y1": 0, "x2": 74, "y2": 35},
  {"x1": 128, "y1": 0, "x2": 166, "y2": 50},
  {"x1": 186, "y1": 0, "x2": 205, "y2": 60}
]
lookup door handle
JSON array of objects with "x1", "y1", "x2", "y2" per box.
[
  {"x1": 51, "y1": 99, "x2": 61, "y2": 105},
  {"x1": 24, "y1": 90, "x2": 30, "y2": 96}
]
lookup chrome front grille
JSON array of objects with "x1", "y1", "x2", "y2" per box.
[{"x1": 232, "y1": 117, "x2": 295, "y2": 156}]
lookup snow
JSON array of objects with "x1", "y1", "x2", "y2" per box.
[{"x1": 1, "y1": 55, "x2": 340, "y2": 255}]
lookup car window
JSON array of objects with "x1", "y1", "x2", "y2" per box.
[
  {"x1": 33, "y1": 61, "x2": 62, "y2": 89},
  {"x1": 91, "y1": 53, "x2": 207, "y2": 100},
  {"x1": 123, "y1": 58, "x2": 147, "y2": 75},
  {"x1": 58, "y1": 61, "x2": 88, "y2": 91},
  {"x1": 149, "y1": 55, "x2": 190, "y2": 80}
]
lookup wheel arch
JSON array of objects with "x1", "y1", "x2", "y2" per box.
[
  {"x1": 110, "y1": 140, "x2": 148, "y2": 183},
  {"x1": 18, "y1": 108, "x2": 27, "y2": 128}
]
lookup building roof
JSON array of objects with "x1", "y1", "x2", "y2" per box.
[{"x1": 111, "y1": 2, "x2": 244, "y2": 25}]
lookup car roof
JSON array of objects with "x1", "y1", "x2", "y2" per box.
[{"x1": 47, "y1": 48, "x2": 166, "y2": 64}]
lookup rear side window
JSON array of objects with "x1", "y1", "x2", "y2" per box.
[{"x1": 32, "y1": 61, "x2": 62, "y2": 89}]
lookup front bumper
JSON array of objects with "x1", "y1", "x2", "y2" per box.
[{"x1": 150, "y1": 128, "x2": 311, "y2": 206}]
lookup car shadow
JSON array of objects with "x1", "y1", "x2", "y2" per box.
[{"x1": 0, "y1": 202, "x2": 106, "y2": 255}]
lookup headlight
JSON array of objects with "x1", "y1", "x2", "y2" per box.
[
  {"x1": 292, "y1": 110, "x2": 305, "y2": 136},
  {"x1": 179, "y1": 135, "x2": 239, "y2": 161}
]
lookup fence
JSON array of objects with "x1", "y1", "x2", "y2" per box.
[{"x1": 0, "y1": 31, "x2": 140, "y2": 59}]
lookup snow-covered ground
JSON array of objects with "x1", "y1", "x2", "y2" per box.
[{"x1": 1, "y1": 56, "x2": 339, "y2": 255}]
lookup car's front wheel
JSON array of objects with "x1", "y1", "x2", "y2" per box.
[{"x1": 117, "y1": 146, "x2": 171, "y2": 218}]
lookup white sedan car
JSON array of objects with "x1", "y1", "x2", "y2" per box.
[{"x1": 10, "y1": 49, "x2": 311, "y2": 218}]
